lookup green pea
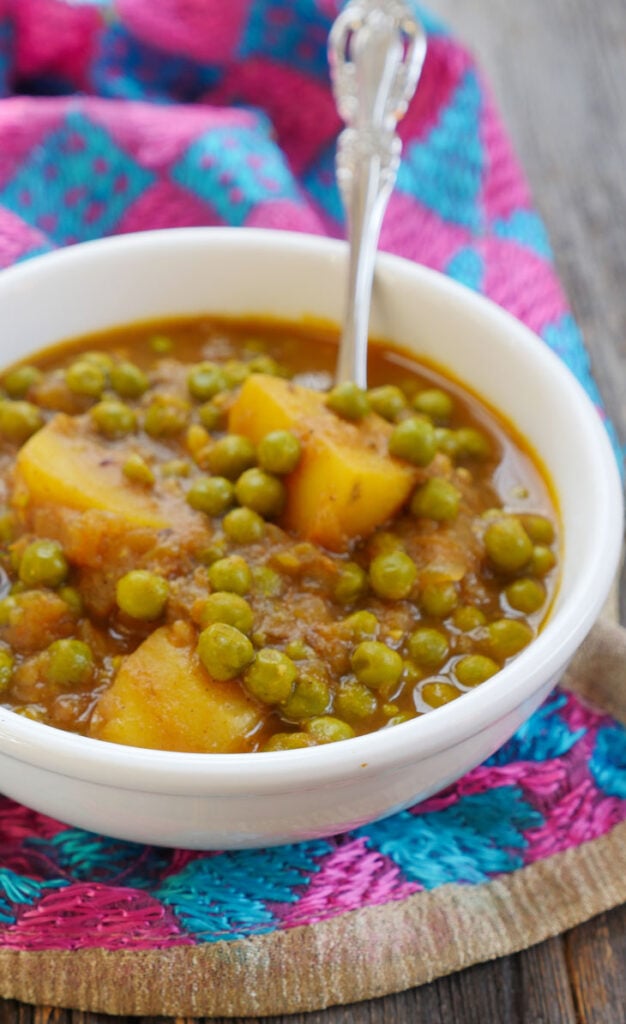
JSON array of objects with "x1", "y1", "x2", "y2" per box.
[
  {"x1": 434, "y1": 427, "x2": 461, "y2": 459},
  {"x1": 484, "y1": 516, "x2": 533, "y2": 573},
  {"x1": 455, "y1": 427, "x2": 491, "y2": 460},
  {"x1": 198, "y1": 401, "x2": 226, "y2": 432},
  {"x1": 199, "y1": 592, "x2": 254, "y2": 635},
  {"x1": 160, "y1": 462, "x2": 187, "y2": 477},
  {"x1": 187, "y1": 476, "x2": 234, "y2": 516},
  {"x1": 235, "y1": 468, "x2": 285, "y2": 519},
  {"x1": 187, "y1": 362, "x2": 228, "y2": 401},
  {"x1": 369, "y1": 550, "x2": 417, "y2": 601},
  {"x1": 222, "y1": 360, "x2": 251, "y2": 387},
  {"x1": 198, "y1": 540, "x2": 227, "y2": 566},
  {"x1": 410, "y1": 477, "x2": 461, "y2": 521},
  {"x1": 90, "y1": 399, "x2": 137, "y2": 438},
  {"x1": 281, "y1": 665, "x2": 330, "y2": 719},
  {"x1": 325, "y1": 381, "x2": 370, "y2": 420},
  {"x1": 421, "y1": 681, "x2": 462, "y2": 708},
  {"x1": 0, "y1": 596, "x2": 17, "y2": 626},
  {"x1": 82, "y1": 351, "x2": 114, "y2": 373},
  {"x1": 367, "y1": 385, "x2": 407, "y2": 421},
  {"x1": 207, "y1": 555, "x2": 251, "y2": 595},
  {"x1": 0, "y1": 400, "x2": 44, "y2": 445},
  {"x1": 13, "y1": 705, "x2": 46, "y2": 722},
  {"x1": 382, "y1": 702, "x2": 399, "y2": 717},
  {"x1": 306, "y1": 716, "x2": 355, "y2": 744},
  {"x1": 452, "y1": 605, "x2": 487, "y2": 631},
  {"x1": 455, "y1": 654, "x2": 500, "y2": 686},
  {"x1": 143, "y1": 396, "x2": 190, "y2": 437},
  {"x1": 485, "y1": 618, "x2": 534, "y2": 660},
  {"x1": 530, "y1": 545, "x2": 557, "y2": 577},
  {"x1": 335, "y1": 677, "x2": 377, "y2": 721},
  {"x1": 334, "y1": 562, "x2": 368, "y2": 605},
  {"x1": 206, "y1": 435, "x2": 256, "y2": 479},
  {"x1": 65, "y1": 360, "x2": 107, "y2": 398},
  {"x1": 407, "y1": 627, "x2": 449, "y2": 669},
  {"x1": 402, "y1": 662, "x2": 424, "y2": 687},
  {"x1": 388, "y1": 416, "x2": 437, "y2": 466},
  {"x1": 413, "y1": 388, "x2": 454, "y2": 423},
  {"x1": 149, "y1": 334, "x2": 173, "y2": 354},
  {"x1": 161, "y1": 459, "x2": 190, "y2": 478},
  {"x1": 197, "y1": 622, "x2": 255, "y2": 681},
  {"x1": 420, "y1": 581, "x2": 458, "y2": 617},
  {"x1": 519, "y1": 514, "x2": 555, "y2": 545},
  {"x1": 248, "y1": 355, "x2": 283, "y2": 376},
  {"x1": 3, "y1": 365, "x2": 42, "y2": 399},
  {"x1": 284, "y1": 638, "x2": 315, "y2": 660},
  {"x1": 222, "y1": 507, "x2": 265, "y2": 544},
  {"x1": 46, "y1": 638, "x2": 93, "y2": 686},
  {"x1": 244, "y1": 648, "x2": 297, "y2": 704},
  {"x1": 110, "y1": 361, "x2": 149, "y2": 399},
  {"x1": 0, "y1": 649, "x2": 14, "y2": 692},
  {"x1": 394, "y1": 376, "x2": 417, "y2": 401},
  {"x1": 19, "y1": 539, "x2": 68, "y2": 588},
  {"x1": 257, "y1": 430, "x2": 302, "y2": 474},
  {"x1": 386, "y1": 711, "x2": 415, "y2": 726},
  {"x1": 368, "y1": 531, "x2": 404, "y2": 559},
  {"x1": 252, "y1": 565, "x2": 283, "y2": 597},
  {"x1": 505, "y1": 577, "x2": 546, "y2": 614},
  {"x1": 350, "y1": 640, "x2": 403, "y2": 691},
  {"x1": 58, "y1": 586, "x2": 83, "y2": 616},
  {"x1": 342, "y1": 610, "x2": 379, "y2": 640},
  {"x1": 116, "y1": 570, "x2": 169, "y2": 620},
  {"x1": 262, "y1": 732, "x2": 312, "y2": 751},
  {"x1": 340, "y1": 606, "x2": 379, "y2": 638},
  {"x1": 123, "y1": 453, "x2": 155, "y2": 486}
]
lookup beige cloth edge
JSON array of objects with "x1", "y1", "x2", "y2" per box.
[
  {"x1": 561, "y1": 617, "x2": 626, "y2": 723},
  {"x1": 0, "y1": 818, "x2": 626, "y2": 1017},
  {"x1": 0, "y1": 619, "x2": 623, "y2": 1017}
]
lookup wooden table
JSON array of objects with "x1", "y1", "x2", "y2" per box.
[{"x1": 2, "y1": 0, "x2": 625, "y2": 1020}]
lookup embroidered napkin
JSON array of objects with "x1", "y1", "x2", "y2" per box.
[{"x1": 0, "y1": 0, "x2": 623, "y2": 1016}]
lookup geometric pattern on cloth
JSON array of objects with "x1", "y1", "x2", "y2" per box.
[
  {"x1": 0, "y1": 0, "x2": 622, "y2": 954},
  {"x1": 0, "y1": 690, "x2": 625, "y2": 947}
]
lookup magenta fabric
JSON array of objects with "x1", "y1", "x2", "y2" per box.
[{"x1": 0, "y1": 0, "x2": 622, "y2": 952}]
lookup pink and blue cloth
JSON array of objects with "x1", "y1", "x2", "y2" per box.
[{"x1": 0, "y1": 0, "x2": 623, "y2": 951}]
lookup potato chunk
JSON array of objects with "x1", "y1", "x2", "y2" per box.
[
  {"x1": 0, "y1": 590, "x2": 75, "y2": 654},
  {"x1": 14, "y1": 415, "x2": 168, "y2": 529},
  {"x1": 12, "y1": 414, "x2": 211, "y2": 569},
  {"x1": 229, "y1": 374, "x2": 417, "y2": 551},
  {"x1": 90, "y1": 624, "x2": 264, "y2": 753}
]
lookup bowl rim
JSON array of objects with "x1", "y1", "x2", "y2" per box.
[{"x1": 0, "y1": 226, "x2": 622, "y2": 795}]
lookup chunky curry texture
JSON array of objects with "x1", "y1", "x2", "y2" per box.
[{"x1": 0, "y1": 317, "x2": 559, "y2": 752}]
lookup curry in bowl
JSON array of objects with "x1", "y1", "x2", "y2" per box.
[{"x1": 0, "y1": 316, "x2": 559, "y2": 753}]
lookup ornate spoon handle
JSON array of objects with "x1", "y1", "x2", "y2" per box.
[{"x1": 329, "y1": 0, "x2": 426, "y2": 387}]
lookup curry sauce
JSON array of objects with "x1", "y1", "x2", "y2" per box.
[{"x1": 0, "y1": 317, "x2": 559, "y2": 752}]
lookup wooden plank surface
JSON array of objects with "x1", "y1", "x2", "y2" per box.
[{"x1": 1, "y1": 0, "x2": 625, "y2": 1021}]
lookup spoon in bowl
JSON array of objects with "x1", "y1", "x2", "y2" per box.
[{"x1": 329, "y1": 0, "x2": 427, "y2": 388}]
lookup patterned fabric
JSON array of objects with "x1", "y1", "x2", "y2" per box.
[
  {"x1": 1, "y1": 690, "x2": 626, "y2": 949},
  {"x1": 0, "y1": 0, "x2": 623, "y2": 952}
]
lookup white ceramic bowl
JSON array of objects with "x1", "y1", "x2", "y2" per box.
[{"x1": 0, "y1": 228, "x2": 621, "y2": 849}]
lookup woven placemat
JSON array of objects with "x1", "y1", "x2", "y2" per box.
[
  {"x1": 0, "y1": 620, "x2": 624, "y2": 1017},
  {"x1": 0, "y1": 1, "x2": 624, "y2": 1017}
]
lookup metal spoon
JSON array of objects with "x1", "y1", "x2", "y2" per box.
[{"x1": 329, "y1": 0, "x2": 426, "y2": 388}]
